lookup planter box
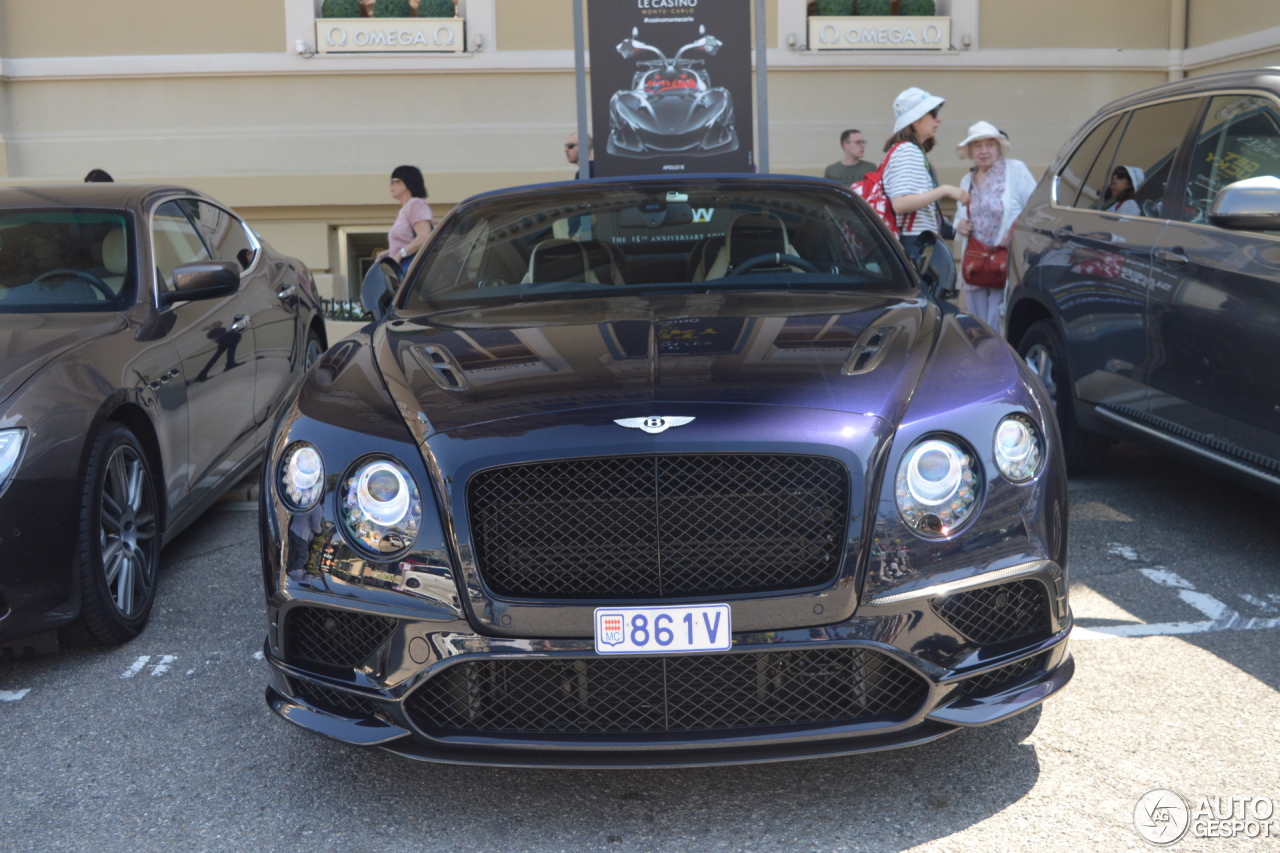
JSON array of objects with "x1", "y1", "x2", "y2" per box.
[
  {"x1": 809, "y1": 16, "x2": 950, "y2": 51},
  {"x1": 316, "y1": 17, "x2": 465, "y2": 53}
]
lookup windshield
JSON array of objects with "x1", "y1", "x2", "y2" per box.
[
  {"x1": 0, "y1": 209, "x2": 135, "y2": 313},
  {"x1": 401, "y1": 182, "x2": 909, "y2": 312}
]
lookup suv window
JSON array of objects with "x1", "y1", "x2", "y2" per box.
[
  {"x1": 1102, "y1": 98, "x2": 1201, "y2": 218},
  {"x1": 178, "y1": 199, "x2": 257, "y2": 271},
  {"x1": 1182, "y1": 94, "x2": 1280, "y2": 224},
  {"x1": 152, "y1": 201, "x2": 211, "y2": 293},
  {"x1": 1057, "y1": 114, "x2": 1121, "y2": 208}
]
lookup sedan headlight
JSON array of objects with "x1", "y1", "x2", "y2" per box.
[
  {"x1": 994, "y1": 415, "x2": 1043, "y2": 483},
  {"x1": 0, "y1": 429, "x2": 27, "y2": 493},
  {"x1": 895, "y1": 437, "x2": 981, "y2": 537},
  {"x1": 279, "y1": 442, "x2": 325, "y2": 511},
  {"x1": 340, "y1": 457, "x2": 422, "y2": 556}
]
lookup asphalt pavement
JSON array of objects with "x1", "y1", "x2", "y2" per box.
[{"x1": 2, "y1": 442, "x2": 1278, "y2": 853}]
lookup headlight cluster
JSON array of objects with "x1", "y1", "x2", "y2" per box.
[
  {"x1": 276, "y1": 443, "x2": 423, "y2": 557},
  {"x1": 340, "y1": 458, "x2": 422, "y2": 556},
  {"x1": 0, "y1": 429, "x2": 26, "y2": 492},
  {"x1": 895, "y1": 438, "x2": 981, "y2": 537},
  {"x1": 893, "y1": 415, "x2": 1045, "y2": 538}
]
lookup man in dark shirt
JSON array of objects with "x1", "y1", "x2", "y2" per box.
[
  {"x1": 565, "y1": 132, "x2": 594, "y2": 179},
  {"x1": 823, "y1": 129, "x2": 876, "y2": 186}
]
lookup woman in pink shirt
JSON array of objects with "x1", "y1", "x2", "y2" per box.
[{"x1": 376, "y1": 165, "x2": 434, "y2": 272}]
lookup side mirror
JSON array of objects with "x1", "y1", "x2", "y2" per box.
[
  {"x1": 361, "y1": 257, "x2": 401, "y2": 323},
  {"x1": 913, "y1": 231, "x2": 958, "y2": 301},
  {"x1": 160, "y1": 260, "x2": 240, "y2": 305},
  {"x1": 1209, "y1": 175, "x2": 1280, "y2": 230}
]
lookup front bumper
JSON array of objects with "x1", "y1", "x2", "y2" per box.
[
  {"x1": 263, "y1": 560, "x2": 1074, "y2": 768},
  {"x1": 0, "y1": 478, "x2": 81, "y2": 642}
]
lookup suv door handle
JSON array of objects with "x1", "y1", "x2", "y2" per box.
[
  {"x1": 276, "y1": 284, "x2": 296, "y2": 299},
  {"x1": 230, "y1": 315, "x2": 251, "y2": 333},
  {"x1": 1154, "y1": 248, "x2": 1189, "y2": 267}
]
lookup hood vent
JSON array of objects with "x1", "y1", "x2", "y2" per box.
[
  {"x1": 842, "y1": 325, "x2": 901, "y2": 376},
  {"x1": 411, "y1": 345, "x2": 470, "y2": 391}
]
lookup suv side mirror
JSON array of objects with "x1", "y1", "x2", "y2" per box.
[
  {"x1": 1209, "y1": 175, "x2": 1280, "y2": 230},
  {"x1": 361, "y1": 257, "x2": 402, "y2": 323},
  {"x1": 914, "y1": 231, "x2": 958, "y2": 301},
  {"x1": 160, "y1": 260, "x2": 240, "y2": 305}
]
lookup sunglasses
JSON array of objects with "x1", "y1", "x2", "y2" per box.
[{"x1": 565, "y1": 142, "x2": 578, "y2": 150}]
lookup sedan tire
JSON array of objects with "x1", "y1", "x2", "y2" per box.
[
  {"x1": 1018, "y1": 319, "x2": 1111, "y2": 473},
  {"x1": 60, "y1": 422, "x2": 160, "y2": 646}
]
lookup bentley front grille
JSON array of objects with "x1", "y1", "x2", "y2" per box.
[
  {"x1": 932, "y1": 579, "x2": 1052, "y2": 645},
  {"x1": 467, "y1": 454, "x2": 849, "y2": 599},
  {"x1": 405, "y1": 648, "x2": 928, "y2": 736}
]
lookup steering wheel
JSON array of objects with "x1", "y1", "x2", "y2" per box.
[
  {"x1": 33, "y1": 268, "x2": 114, "y2": 300},
  {"x1": 727, "y1": 253, "x2": 820, "y2": 276}
]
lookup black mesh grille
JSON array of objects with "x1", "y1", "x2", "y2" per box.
[
  {"x1": 468, "y1": 454, "x2": 849, "y2": 599},
  {"x1": 406, "y1": 648, "x2": 928, "y2": 736},
  {"x1": 932, "y1": 580, "x2": 1051, "y2": 645},
  {"x1": 956, "y1": 653, "x2": 1048, "y2": 699},
  {"x1": 291, "y1": 679, "x2": 380, "y2": 718},
  {"x1": 284, "y1": 607, "x2": 397, "y2": 668}
]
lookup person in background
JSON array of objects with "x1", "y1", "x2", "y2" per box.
[
  {"x1": 1100, "y1": 165, "x2": 1144, "y2": 215},
  {"x1": 953, "y1": 121, "x2": 1037, "y2": 330},
  {"x1": 84, "y1": 169, "x2": 113, "y2": 182},
  {"x1": 565, "y1": 132, "x2": 594, "y2": 178},
  {"x1": 824, "y1": 129, "x2": 876, "y2": 185},
  {"x1": 881, "y1": 88, "x2": 968, "y2": 265},
  {"x1": 375, "y1": 165, "x2": 434, "y2": 273}
]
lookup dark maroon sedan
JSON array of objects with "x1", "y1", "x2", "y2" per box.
[
  {"x1": 261, "y1": 175, "x2": 1071, "y2": 767},
  {"x1": 0, "y1": 184, "x2": 325, "y2": 647}
]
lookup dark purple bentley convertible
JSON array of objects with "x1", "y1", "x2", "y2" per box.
[{"x1": 261, "y1": 175, "x2": 1072, "y2": 767}]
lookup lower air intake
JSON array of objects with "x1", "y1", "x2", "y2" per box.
[
  {"x1": 932, "y1": 579, "x2": 1051, "y2": 645},
  {"x1": 284, "y1": 607, "x2": 397, "y2": 668}
]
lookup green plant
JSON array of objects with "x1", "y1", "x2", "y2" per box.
[
  {"x1": 320, "y1": 0, "x2": 361, "y2": 17},
  {"x1": 899, "y1": 0, "x2": 936, "y2": 15},
  {"x1": 815, "y1": 0, "x2": 853, "y2": 15},
  {"x1": 855, "y1": 0, "x2": 892, "y2": 14},
  {"x1": 375, "y1": 0, "x2": 413, "y2": 17},
  {"x1": 418, "y1": 0, "x2": 456, "y2": 17}
]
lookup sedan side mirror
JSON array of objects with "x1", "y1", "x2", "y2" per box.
[
  {"x1": 914, "y1": 231, "x2": 958, "y2": 301},
  {"x1": 1209, "y1": 175, "x2": 1280, "y2": 230},
  {"x1": 361, "y1": 257, "x2": 402, "y2": 323},
  {"x1": 160, "y1": 260, "x2": 240, "y2": 305}
]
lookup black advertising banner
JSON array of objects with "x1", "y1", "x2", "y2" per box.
[{"x1": 587, "y1": 0, "x2": 754, "y2": 178}]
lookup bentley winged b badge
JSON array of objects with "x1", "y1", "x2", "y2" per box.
[{"x1": 614, "y1": 416, "x2": 695, "y2": 435}]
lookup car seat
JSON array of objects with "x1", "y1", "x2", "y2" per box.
[
  {"x1": 701, "y1": 212, "x2": 801, "y2": 280},
  {"x1": 100, "y1": 228, "x2": 128, "y2": 295},
  {"x1": 522, "y1": 239, "x2": 592, "y2": 285}
]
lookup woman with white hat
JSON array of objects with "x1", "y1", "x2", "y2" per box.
[
  {"x1": 1100, "y1": 165, "x2": 1144, "y2": 215},
  {"x1": 954, "y1": 121, "x2": 1037, "y2": 330},
  {"x1": 881, "y1": 87, "x2": 969, "y2": 265}
]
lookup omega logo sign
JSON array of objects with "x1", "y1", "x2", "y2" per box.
[
  {"x1": 808, "y1": 16, "x2": 950, "y2": 51},
  {"x1": 316, "y1": 19, "x2": 465, "y2": 53}
]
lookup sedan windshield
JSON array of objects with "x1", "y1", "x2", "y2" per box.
[
  {"x1": 401, "y1": 182, "x2": 909, "y2": 311},
  {"x1": 0, "y1": 209, "x2": 135, "y2": 313}
]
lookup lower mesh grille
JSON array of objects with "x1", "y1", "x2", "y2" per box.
[
  {"x1": 956, "y1": 653, "x2": 1048, "y2": 699},
  {"x1": 291, "y1": 679, "x2": 380, "y2": 718},
  {"x1": 932, "y1": 579, "x2": 1051, "y2": 645},
  {"x1": 284, "y1": 607, "x2": 397, "y2": 668},
  {"x1": 406, "y1": 648, "x2": 928, "y2": 736}
]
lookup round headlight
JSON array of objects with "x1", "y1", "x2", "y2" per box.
[
  {"x1": 895, "y1": 437, "x2": 980, "y2": 537},
  {"x1": 341, "y1": 457, "x2": 422, "y2": 556},
  {"x1": 280, "y1": 442, "x2": 324, "y2": 511},
  {"x1": 994, "y1": 415, "x2": 1043, "y2": 483}
]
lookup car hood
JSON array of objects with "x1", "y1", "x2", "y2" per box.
[
  {"x1": 373, "y1": 291, "x2": 938, "y2": 436},
  {"x1": 0, "y1": 312, "x2": 126, "y2": 407}
]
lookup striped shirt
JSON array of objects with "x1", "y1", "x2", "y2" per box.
[{"x1": 882, "y1": 143, "x2": 939, "y2": 236}]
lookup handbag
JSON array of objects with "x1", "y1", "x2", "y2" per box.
[{"x1": 962, "y1": 235, "x2": 1008, "y2": 288}]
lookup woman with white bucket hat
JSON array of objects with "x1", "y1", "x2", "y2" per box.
[
  {"x1": 880, "y1": 87, "x2": 969, "y2": 265},
  {"x1": 954, "y1": 121, "x2": 1037, "y2": 330}
]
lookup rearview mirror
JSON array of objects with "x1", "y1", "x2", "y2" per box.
[
  {"x1": 361, "y1": 257, "x2": 402, "y2": 323},
  {"x1": 619, "y1": 203, "x2": 694, "y2": 229},
  {"x1": 1209, "y1": 176, "x2": 1280, "y2": 230},
  {"x1": 160, "y1": 260, "x2": 240, "y2": 305},
  {"x1": 913, "y1": 231, "x2": 958, "y2": 302}
]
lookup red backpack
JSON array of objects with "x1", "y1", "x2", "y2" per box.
[{"x1": 851, "y1": 142, "x2": 910, "y2": 238}]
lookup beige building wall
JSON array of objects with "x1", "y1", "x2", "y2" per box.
[{"x1": 0, "y1": 0, "x2": 1277, "y2": 298}]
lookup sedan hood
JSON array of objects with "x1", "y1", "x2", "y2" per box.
[
  {"x1": 374, "y1": 292, "x2": 938, "y2": 435},
  {"x1": 0, "y1": 313, "x2": 126, "y2": 407}
]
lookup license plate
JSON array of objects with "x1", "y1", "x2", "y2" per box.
[{"x1": 594, "y1": 605, "x2": 731, "y2": 655}]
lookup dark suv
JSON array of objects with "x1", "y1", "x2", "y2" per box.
[{"x1": 1006, "y1": 68, "x2": 1280, "y2": 496}]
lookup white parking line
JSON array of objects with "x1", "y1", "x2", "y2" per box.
[
  {"x1": 1074, "y1": 567, "x2": 1280, "y2": 640},
  {"x1": 150, "y1": 655, "x2": 177, "y2": 676},
  {"x1": 0, "y1": 689, "x2": 31, "y2": 702},
  {"x1": 120, "y1": 656, "x2": 150, "y2": 678},
  {"x1": 1240, "y1": 593, "x2": 1280, "y2": 614}
]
